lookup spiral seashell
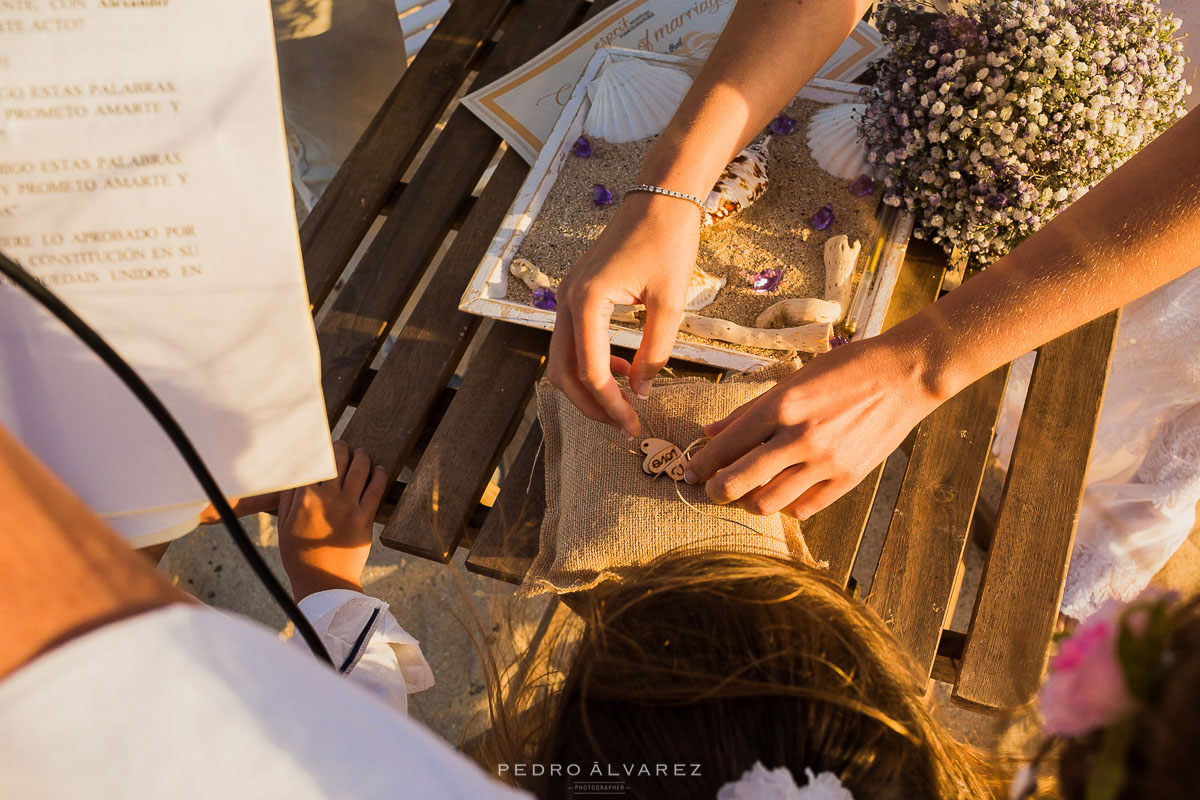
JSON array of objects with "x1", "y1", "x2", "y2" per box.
[
  {"x1": 704, "y1": 137, "x2": 771, "y2": 227},
  {"x1": 584, "y1": 59, "x2": 693, "y2": 143},
  {"x1": 685, "y1": 265, "x2": 726, "y2": 312},
  {"x1": 806, "y1": 102, "x2": 871, "y2": 180}
]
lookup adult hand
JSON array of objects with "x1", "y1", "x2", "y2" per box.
[
  {"x1": 547, "y1": 191, "x2": 702, "y2": 437},
  {"x1": 683, "y1": 337, "x2": 945, "y2": 520}
]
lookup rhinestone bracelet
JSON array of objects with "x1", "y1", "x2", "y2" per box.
[{"x1": 625, "y1": 184, "x2": 710, "y2": 225}]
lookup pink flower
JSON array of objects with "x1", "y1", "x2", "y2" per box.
[{"x1": 1037, "y1": 600, "x2": 1136, "y2": 736}]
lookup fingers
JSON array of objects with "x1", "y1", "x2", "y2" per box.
[
  {"x1": 548, "y1": 303, "x2": 620, "y2": 425},
  {"x1": 736, "y1": 463, "x2": 821, "y2": 516},
  {"x1": 575, "y1": 296, "x2": 639, "y2": 437},
  {"x1": 360, "y1": 465, "x2": 388, "y2": 519},
  {"x1": 684, "y1": 406, "x2": 774, "y2": 486},
  {"x1": 704, "y1": 439, "x2": 808, "y2": 506},
  {"x1": 343, "y1": 448, "x2": 371, "y2": 501},
  {"x1": 610, "y1": 355, "x2": 633, "y2": 378},
  {"x1": 331, "y1": 440, "x2": 350, "y2": 485},
  {"x1": 785, "y1": 479, "x2": 848, "y2": 521},
  {"x1": 629, "y1": 297, "x2": 683, "y2": 399}
]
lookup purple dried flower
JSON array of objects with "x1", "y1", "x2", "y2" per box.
[
  {"x1": 829, "y1": 335, "x2": 850, "y2": 348},
  {"x1": 849, "y1": 174, "x2": 876, "y2": 196},
  {"x1": 571, "y1": 136, "x2": 592, "y2": 157},
  {"x1": 750, "y1": 268, "x2": 783, "y2": 293},
  {"x1": 812, "y1": 205, "x2": 835, "y2": 230},
  {"x1": 591, "y1": 184, "x2": 613, "y2": 206},
  {"x1": 985, "y1": 192, "x2": 1009, "y2": 209},
  {"x1": 532, "y1": 287, "x2": 557, "y2": 311},
  {"x1": 769, "y1": 114, "x2": 796, "y2": 135}
]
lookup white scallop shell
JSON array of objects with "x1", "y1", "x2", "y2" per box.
[
  {"x1": 584, "y1": 59, "x2": 693, "y2": 143},
  {"x1": 686, "y1": 265, "x2": 726, "y2": 312},
  {"x1": 704, "y1": 137, "x2": 770, "y2": 227},
  {"x1": 806, "y1": 102, "x2": 871, "y2": 180}
]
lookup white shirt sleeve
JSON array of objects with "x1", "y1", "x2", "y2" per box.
[
  {"x1": 297, "y1": 588, "x2": 434, "y2": 713},
  {"x1": 0, "y1": 604, "x2": 529, "y2": 800}
]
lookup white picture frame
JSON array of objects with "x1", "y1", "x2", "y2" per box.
[{"x1": 460, "y1": 47, "x2": 914, "y2": 370}]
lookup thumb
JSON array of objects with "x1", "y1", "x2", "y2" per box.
[{"x1": 630, "y1": 298, "x2": 683, "y2": 398}]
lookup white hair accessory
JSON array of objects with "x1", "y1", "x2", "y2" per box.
[{"x1": 716, "y1": 762, "x2": 855, "y2": 800}]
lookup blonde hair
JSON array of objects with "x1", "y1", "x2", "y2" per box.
[{"x1": 479, "y1": 551, "x2": 996, "y2": 798}]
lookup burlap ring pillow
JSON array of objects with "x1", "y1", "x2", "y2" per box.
[{"x1": 521, "y1": 360, "x2": 820, "y2": 596}]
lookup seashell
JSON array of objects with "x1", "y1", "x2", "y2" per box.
[
  {"x1": 510, "y1": 258, "x2": 551, "y2": 290},
  {"x1": 686, "y1": 265, "x2": 726, "y2": 311},
  {"x1": 584, "y1": 59, "x2": 693, "y2": 143},
  {"x1": 806, "y1": 103, "x2": 871, "y2": 180},
  {"x1": 704, "y1": 137, "x2": 770, "y2": 227}
]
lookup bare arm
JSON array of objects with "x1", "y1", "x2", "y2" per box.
[
  {"x1": 547, "y1": 0, "x2": 873, "y2": 436},
  {"x1": 899, "y1": 107, "x2": 1200, "y2": 401},
  {"x1": 0, "y1": 426, "x2": 187, "y2": 680},
  {"x1": 685, "y1": 107, "x2": 1200, "y2": 517}
]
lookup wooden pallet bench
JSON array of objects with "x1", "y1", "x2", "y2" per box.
[{"x1": 301, "y1": 0, "x2": 1117, "y2": 713}]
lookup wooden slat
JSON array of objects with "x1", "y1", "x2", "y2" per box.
[
  {"x1": 466, "y1": 420, "x2": 546, "y2": 583},
  {"x1": 866, "y1": 365, "x2": 1009, "y2": 682},
  {"x1": 881, "y1": 238, "x2": 946, "y2": 330},
  {"x1": 803, "y1": 237, "x2": 946, "y2": 582},
  {"x1": 380, "y1": 323, "x2": 549, "y2": 560},
  {"x1": 316, "y1": 0, "x2": 593, "y2": 424},
  {"x1": 300, "y1": 0, "x2": 513, "y2": 308},
  {"x1": 341, "y1": 150, "x2": 529, "y2": 472},
  {"x1": 803, "y1": 463, "x2": 886, "y2": 586},
  {"x1": 954, "y1": 311, "x2": 1119, "y2": 711}
]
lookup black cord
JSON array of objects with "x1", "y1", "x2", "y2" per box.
[{"x1": 0, "y1": 250, "x2": 333, "y2": 666}]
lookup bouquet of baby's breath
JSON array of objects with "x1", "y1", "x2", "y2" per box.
[{"x1": 860, "y1": 0, "x2": 1190, "y2": 265}]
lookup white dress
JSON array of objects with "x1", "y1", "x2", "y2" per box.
[
  {"x1": 992, "y1": 0, "x2": 1200, "y2": 621},
  {"x1": 994, "y1": 268, "x2": 1200, "y2": 620}
]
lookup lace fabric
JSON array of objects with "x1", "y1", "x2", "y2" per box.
[{"x1": 995, "y1": 266, "x2": 1200, "y2": 620}]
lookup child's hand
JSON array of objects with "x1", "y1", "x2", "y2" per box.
[{"x1": 277, "y1": 441, "x2": 389, "y2": 601}]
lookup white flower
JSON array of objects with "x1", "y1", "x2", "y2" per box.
[
  {"x1": 717, "y1": 763, "x2": 855, "y2": 800},
  {"x1": 1007, "y1": 765, "x2": 1036, "y2": 800}
]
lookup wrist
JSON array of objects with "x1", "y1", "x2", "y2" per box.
[
  {"x1": 282, "y1": 553, "x2": 365, "y2": 602},
  {"x1": 619, "y1": 188, "x2": 705, "y2": 226},
  {"x1": 875, "y1": 319, "x2": 965, "y2": 406}
]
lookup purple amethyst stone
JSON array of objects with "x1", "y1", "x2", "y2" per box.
[
  {"x1": 769, "y1": 114, "x2": 796, "y2": 135},
  {"x1": 812, "y1": 204, "x2": 835, "y2": 230},
  {"x1": 571, "y1": 136, "x2": 592, "y2": 157},
  {"x1": 591, "y1": 183, "x2": 613, "y2": 206},
  {"x1": 533, "y1": 287, "x2": 557, "y2": 311},
  {"x1": 750, "y1": 268, "x2": 783, "y2": 293},
  {"x1": 829, "y1": 335, "x2": 849, "y2": 348},
  {"x1": 848, "y1": 174, "x2": 876, "y2": 197}
]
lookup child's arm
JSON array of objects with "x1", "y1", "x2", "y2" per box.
[
  {"x1": 278, "y1": 442, "x2": 435, "y2": 710},
  {"x1": 546, "y1": 0, "x2": 875, "y2": 436}
]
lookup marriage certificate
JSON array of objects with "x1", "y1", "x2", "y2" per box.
[{"x1": 0, "y1": 0, "x2": 335, "y2": 544}]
